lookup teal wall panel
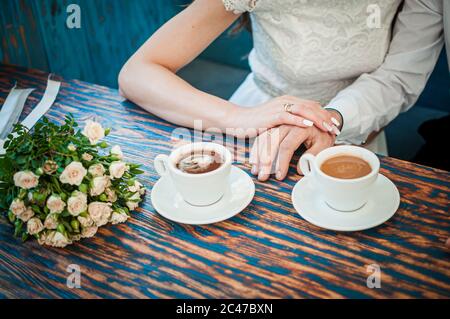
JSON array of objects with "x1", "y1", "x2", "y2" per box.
[
  {"x1": 0, "y1": 0, "x2": 252, "y2": 87},
  {"x1": 0, "y1": 0, "x2": 49, "y2": 71}
]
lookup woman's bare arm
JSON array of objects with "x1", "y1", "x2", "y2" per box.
[
  {"x1": 119, "y1": 0, "x2": 338, "y2": 137},
  {"x1": 118, "y1": 0, "x2": 241, "y2": 130}
]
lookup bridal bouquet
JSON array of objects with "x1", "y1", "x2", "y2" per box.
[{"x1": 0, "y1": 115, "x2": 145, "y2": 248}]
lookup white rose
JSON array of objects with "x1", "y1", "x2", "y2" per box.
[
  {"x1": 82, "y1": 120, "x2": 105, "y2": 144},
  {"x1": 67, "y1": 191, "x2": 87, "y2": 216},
  {"x1": 90, "y1": 176, "x2": 110, "y2": 196},
  {"x1": 82, "y1": 153, "x2": 93, "y2": 161},
  {"x1": 13, "y1": 171, "x2": 39, "y2": 189},
  {"x1": 44, "y1": 231, "x2": 71, "y2": 248},
  {"x1": 68, "y1": 143, "x2": 77, "y2": 151},
  {"x1": 81, "y1": 226, "x2": 98, "y2": 238},
  {"x1": 77, "y1": 214, "x2": 94, "y2": 228},
  {"x1": 109, "y1": 161, "x2": 127, "y2": 179},
  {"x1": 138, "y1": 180, "x2": 146, "y2": 195},
  {"x1": 46, "y1": 195, "x2": 66, "y2": 214},
  {"x1": 44, "y1": 214, "x2": 58, "y2": 230},
  {"x1": 27, "y1": 217, "x2": 44, "y2": 235},
  {"x1": 105, "y1": 187, "x2": 117, "y2": 203},
  {"x1": 88, "y1": 202, "x2": 112, "y2": 226},
  {"x1": 19, "y1": 208, "x2": 34, "y2": 222},
  {"x1": 59, "y1": 161, "x2": 87, "y2": 186},
  {"x1": 110, "y1": 211, "x2": 128, "y2": 225},
  {"x1": 10, "y1": 199, "x2": 35, "y2": 222},
  {"x1": 126, "y1": 201, "x2": 139, "y2": 211},
  {"x1": 127, "y1": 180, "x2": 143, "y2": 193},
  {"x1": 88, "y1": 163, "x2": 105, "y2": 177},
  {"x1": 10, "y1": 199, "x2": 27, "y2": 217},
  {"x1": 128, "y1": 192, "x2": 141, "y2": 202},
  {"x1": 110, "y1": 145, "x2": 124, "y2": 159}
]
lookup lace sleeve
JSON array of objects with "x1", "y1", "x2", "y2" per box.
[{"x1": 222, "y1": 0, "x2": 258, "y2": 14}]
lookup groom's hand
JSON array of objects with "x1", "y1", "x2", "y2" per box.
[{"x1": 250, "y1": 125, "x2": 335, "y2": 181}]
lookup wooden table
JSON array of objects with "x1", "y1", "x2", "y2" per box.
[{"x1": 0, "y1": 64, "x2": 449, "y2": 299}]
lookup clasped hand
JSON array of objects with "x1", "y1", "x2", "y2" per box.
[{"x1": 233, "y1": 95, "x2": 341, "y2": 181}]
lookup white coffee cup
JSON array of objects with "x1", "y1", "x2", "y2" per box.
[
  {"x1": 299, "y1": 145, "x2": 380, "y2": 212},
  {"x1": 154, "y1": 142, "x2": 232, "y2": 206}
]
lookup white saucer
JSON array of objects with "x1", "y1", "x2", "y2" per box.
[
  {"x1": 151, "y1": 166, "x2": 255, "y2": 225},
  {"x1": 292, "y1": 174, "x2": 400, "y2": 231}
]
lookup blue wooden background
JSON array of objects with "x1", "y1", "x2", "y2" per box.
[
  {"x1": 0, "y1": 0, "x2": 448, "y2": 113},
  {"x1": 0, "y1": 0, "x2": 252, "y2": 86}
]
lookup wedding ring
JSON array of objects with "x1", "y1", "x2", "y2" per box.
[{"x1": 283, "y1": 103, "x2": 294, "y2": 113}]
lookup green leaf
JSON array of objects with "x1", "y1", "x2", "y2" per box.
[
  {"x1": 62, "y1": 221, "x2": 73, "y2": 233},
  {"x1": 78, "y1": 184, "x2": 88, "y2": 193},
  {"x1": 31, "y1": 205, "x2": 41, "y2": 214},
  {"x1": 57, "y1": 223, "x2": 66, "y2": 234},
  {"x1": 21, "y1": 232, "x2": 29, "y2": 242},
  {"x1": 8, "y1": 211, "x2": 15, "y2": 223},
  {"x1": 61, "y1": 211, "x2": 71, "y2": 217},
  {"x1": 14, "y1": 220, "x2": 23, "y2": 237},
  {"x1": 70, "y1": 219, "x2": 80, "y2": 232},
  {"x1": 16, "y1": 156, "x2": 27, "y2": 165},
  {"x1": 131, "y1": 169, "x2": 144, "y2": 175}
]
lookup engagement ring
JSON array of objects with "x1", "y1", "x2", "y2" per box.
[{"x1": 283, "y1": 103, "x2": 294, "y2": 113}]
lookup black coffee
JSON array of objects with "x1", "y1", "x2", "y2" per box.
[{"x1": 176, "y1": 150, "x2": 223, "y2": 174}]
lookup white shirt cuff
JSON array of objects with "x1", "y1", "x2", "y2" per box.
[{"x1": 325, "y1": 95, "x2": 370, "y2": 145}]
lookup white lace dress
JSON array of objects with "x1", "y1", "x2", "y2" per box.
[{"x1": 222, "y1": 0, "x2": 445, "y2": 155}]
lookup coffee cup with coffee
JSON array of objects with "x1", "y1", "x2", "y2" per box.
[
  {"x1": 299, "y1": 145, "x2": 380, "y2": 212},
  {"x1": 154, "y1": 142, "x2": 232, "y2": 206}
]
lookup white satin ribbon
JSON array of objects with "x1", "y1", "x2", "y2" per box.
[
  {"x1": 0, "y1": 83, "x2": 35, "y2": 139},
  {"x1": 0, "y1": 76, "x2": 61, "y2": 155},
  {"x1": 21, "y1": 76, "x2": 61, "y2": 130}
]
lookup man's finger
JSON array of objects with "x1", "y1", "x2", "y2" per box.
[
  {"x1": 258, "y1": 129, "x2": 288, "y2": 181},
  {"x1": 249, "y1": 138, "x2": 259, "y2": 175},
  {"x1": 297, "y1": 141, "x2": 330, "y2": 175},
  {"x1": 275, "y1": 130, "x2": 307, "y2": 180}
]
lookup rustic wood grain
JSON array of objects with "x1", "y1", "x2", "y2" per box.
[{"x1": 0, "y1": 64, "x2": 449, "y2": 299}]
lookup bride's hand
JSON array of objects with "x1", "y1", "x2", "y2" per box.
[
  {"x1": 231, "y1": 95, "x2": 341, "y2": 138},
  {"x1": 250, "y1": 124, "x2": 336, "y2": 181}
]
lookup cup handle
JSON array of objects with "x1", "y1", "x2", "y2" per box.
[
  {"x1": 299, "y1": 153, "x2": 316, "y2": 176},
  {"x1": 154, "y1": 154, "x2": 170, "y2": 177}
]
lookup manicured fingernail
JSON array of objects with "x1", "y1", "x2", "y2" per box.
[
  {"x1": 331, "y1": 117, "x2": 340, "y2": 127},
  {"x1": 323, "y1": 122, "x2": 333, "y2": 132},
  {"x1": 276, "y1": 171, "x2": 282, "y2": 180},
  {"x1": 332, "y1": 125, "x2": 341, "y2": 135},
  {"x1": 251, "y1": 165, "x2": 258, "y2": 175},
  {"x1": 302, "y1": 119, "x2": 313, "y2": 127}
]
